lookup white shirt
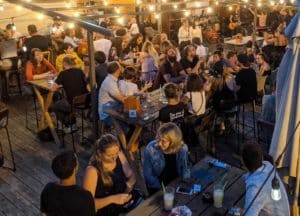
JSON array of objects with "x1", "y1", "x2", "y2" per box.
[
  {"x1": 64, "y1": 36, "x2": 81, "y2": 48},
  {"x1": 129, "y1": 23, "x2": 139, "y2": 35},
  {"x1": 50, "y1": 25, "x2": 64, "y2": 35},
  {"x1": 93, "y1": 38, "x2": 112, "y2": 61},
  {"x1": 119, "y1": 80, "x2": 139, "y2": 96},
  {"x1": 185, "y1": 91, "x2": 206, "y2": 116},
  {"x1": 196, "y1": 45, "x2": 207, "y2": 58},
  {"x1": 12, "y1": 31, "x2": 22, "y2": 40},
  {"x1": 191, "y1": 26, "x2": 203, "y2": 43},
  {"x1": 178, "y1": 26, "x2": 193, "y2": 44}
]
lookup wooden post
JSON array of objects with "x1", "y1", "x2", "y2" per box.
[
  {"x1": 252, "y1": 7, "x2": 257, "y2": 45},
  {"x1": 87, "y1": 31, "x2": 98, "y2": 141}
]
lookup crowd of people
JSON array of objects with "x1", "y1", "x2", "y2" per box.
[{"x1": 0, "y1": 4, "x2": 295, "y2": 216}]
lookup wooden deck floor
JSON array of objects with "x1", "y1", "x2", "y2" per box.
[{"x1": 0, "y1": 95, "x2": 262, "y2": 216}]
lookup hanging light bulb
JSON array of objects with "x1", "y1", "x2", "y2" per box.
[
  {"x1": 271, "y1": 178, "x2": 282, "y2": 201},
  {"x1": 22, "y1": 46, "x2": 27, "y2": 52},
  {"x1": 136, "y1": 0, "x2": 141, "y2": 5},
  {"x1": 184, "y1": 11, "x2": 190, "y2": 17},
  {"x1": 270, "y1": 1, "x2": 275, "y2": 5},
  {"x1": 162, "y1": 0, "x2": 167, "y2": 2},
  {"x1": 37, "y1": 13, "x2": 44, "y2": 20},
  {"x1": 68, "y1": 23, "x2": 75, "y2": 29},
  {"x1": 16, "y1": 5, "x2": 23, "y2": 11},
  {"x1": 104, "y1": 1, "x2": 108, "y2": 6},
  {"x1": 74, "y1": 11, "x2": 80, "y2": 17},
  {"x1": 195, "y1": 2, "x2": 201, "y2": 7},
  {"x1": 117, "y1": 17, "x2": 124, "y2": 25},
  {"x1": 279, "y1": 0, "x2": 284, "y2": 4},
  {"x1": 65, "y1": 1, "x2": 72, "y2": 8},
  {"x1": 228, "y1": 6, "x2": 233, "y2": 11},
  {"x1": 11, "y1": 24, "x2": 16, "y2": 31},
  {"x1": 173, "y1": 4, "x2": 178, "y2": 9},
  {"x1": 290, "y1": 0, "x2": 295, "y2": 3},
  {"x1": 0, "y1": 5, "x2": 4, "y2": 11},
  {"x1": 215, "y1": 1, "x2": 219, "y2": 5},
  {"x1": 207, "y1": 7, "x2": 213, "y2": 13},
  {"x1": 149, "y1": 5, "x2": 154, "y2": 12},
  {"x1": 25, "y1": 0, "x2": 32, "y2": 2},
  {"x1": 257, "y1": 2, "x2": 262, "y2": 7},
  {"x1": 154, "y1": 13, "x2": 160, "y2": 19}
]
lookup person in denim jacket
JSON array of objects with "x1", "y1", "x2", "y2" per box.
[{"x1": 143, "y1": 123, "x2": 190, "y2": 194}]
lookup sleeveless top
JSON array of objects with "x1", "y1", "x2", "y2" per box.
[{"x1": 93, "y1": 157, "x2": 127, "y2": 199}]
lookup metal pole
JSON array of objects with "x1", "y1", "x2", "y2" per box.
[{"x1": 87, "y1": 31, "x2": 98, "y2": 141}]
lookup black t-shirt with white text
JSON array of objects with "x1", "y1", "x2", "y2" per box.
[
  {"x1": 159, "y1": 102, "x2": 188, "y2": 128},
  {"x1": 40, "y1": 183, "x2": 95, "y2": 216}
]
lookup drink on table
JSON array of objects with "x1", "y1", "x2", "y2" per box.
[
  {"x1": 213, "y1": 184, "x2": 224, "y2": 208},
  {"x1": 164, "y1": 186, "x2": 175, "y2": 211}
]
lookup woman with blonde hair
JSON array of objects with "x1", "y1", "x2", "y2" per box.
[
  {"x1": 83, "y1": 134, "x2": 137, "y2": 216},
  {"x1": 140, "y1": 41, "x2": 159, "y2": 82},
  {"x1": 143, "y1": 122, "x2": 190, "y2": 194}
]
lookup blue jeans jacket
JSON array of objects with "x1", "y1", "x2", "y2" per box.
[{"x1": 143, "y1": 140, "x2": 189, "y2": 189}]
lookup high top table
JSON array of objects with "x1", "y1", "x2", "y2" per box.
[{"x1": 27, "y1": 79, "x2": 61, "y2": 145}]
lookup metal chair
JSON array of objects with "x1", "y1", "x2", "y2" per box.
[
  {"x1": 72, "y1": 93, "x2": 91, "y2": 145},
  {"x1": 0, "y1": 104, "x2": 16, "y2": 171}
]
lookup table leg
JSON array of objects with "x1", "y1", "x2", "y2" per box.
[
  {"x1": 111, "y1": 118, "x2": 149, "y2": 197},
  {"x1": 32, "y1": 87, "x2": 60, "y2": 145}
]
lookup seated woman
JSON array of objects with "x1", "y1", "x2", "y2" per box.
[
  {"x1": 119, "y1": 66, "x2": 152, "y2": 96},
  {"x1": 143, "y1": 122, "x2": 190, "y2": 194},
  {"x1": 83, "y1": 134, "x2": 137, "y2": 216},
  {"x1": 25, "y1": 48, "x2": 57, "y2": 81},
  {"x1": 256, "y1": 53, "x2": 271, "y2": 76},
  {"x1": 56, "y1": 42, "x2": 84, "y2": 72}
]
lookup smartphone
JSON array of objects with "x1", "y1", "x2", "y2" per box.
[{"x1": 176, "y1": 186, "x2": 193, "y2": 195}]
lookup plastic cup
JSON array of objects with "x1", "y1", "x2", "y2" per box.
[
  {"x1": 164, "y1": 186, "x2": 175, "y2": 211},
  {"x1": 213, "y1": 184, "x2": 224, "y2": 208}
]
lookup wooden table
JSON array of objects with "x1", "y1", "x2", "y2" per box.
[
  {"x1": 27, "y1": 79, "x2": 61, "y2": 145},
  {"x1": 224, "y1": 36, "x2": 264, "y2": 46},
  {"x1": 128, "y1": 156, "x2": 246, "y2": 216},
  {"x1": 106, "y1": 89, "x2": 165, "y2": 197}
]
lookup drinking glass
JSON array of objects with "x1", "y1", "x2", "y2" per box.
[
  {"x1": 164, "y1": 186, "x2": 175, "y2": 211},
  {"x1": 213, "y1": 184, "x2": 224, "y2": 208}
]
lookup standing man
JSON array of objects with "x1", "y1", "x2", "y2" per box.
[{"x1": 40, "y1": 151, "x2": 95, "y2": 216}]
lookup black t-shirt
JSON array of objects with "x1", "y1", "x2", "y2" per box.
[
  {"x1": 95, "y1": 63, "x2": 108, "y2": 90},
  {"x1": 160, "y1": 153, "x2": 177, "y2": 185},
  {"x1": 235, "y1": 67, "x2": 257, "y2": 102},
  {"x1": 155, "y1": 61, "x2": 184, "y2": 88},
  {"x1": 40, "y1": 183, "x2": 95, "y2": 216},
  {"x1": 159, "y1": 102, "x2": 188, "y2": 128},
  {"x1": 180, "y1": 56, "x2": 199, "y2": 72},
  {"x1": 56, "y1": 68, "x2": 88, "y2": 104},
  {"x1": 24, "y1": 35, "x2": 50, "y2": 54}
]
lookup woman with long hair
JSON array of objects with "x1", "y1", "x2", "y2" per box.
[
  {"x1": 143, "y1": 123, "x2": 190, "y2": 194},
  {"x1": 83, "y1": 134, "x2": 136, "y2": 216},
  {"x1": 140, "y1": 41, "x2": 159, "y2": 82},
  {"x1": 25, "y1": 48, "x2": 57, "y2": 81}
]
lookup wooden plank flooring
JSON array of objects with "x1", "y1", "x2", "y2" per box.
[{"x1": 0, "y1": 95, "x2": 263, "y2": 215}]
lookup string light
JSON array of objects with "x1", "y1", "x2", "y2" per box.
[
  {"x1": 37, "y1": 13, "x2": 44, "y2": 20},
  {"x1": 68, "y1": 23, "x2": 75, "y2": 29},
  {"x1": 149, "y1": 5, "x2": 154, "y2": 12},
  {"x1": 270, "y1": 1, "x2": 275, "y2": 5},
  {"x1": 215, "y1": 1, "x2": 219, "y2": 5},
  {"x1": 11, "y1": 24, "x2": 16, "y2": 31},
  {"x1": 74, "y1": 11, "x2": 80, "y2": 17},
  {"x1": 16, "y1": 5, "x2": 23, "y2": 11},
  {"x1": 65, "y1": 1, "x2": 72, "y2": 8},
  {"x1": 155, "y1": 13, "x2": 160, "y2": 19},
  {"x1": 290, "y1": 0, "x2": 295, "y2": 3},
  {"x1": 279, "y1": 0, "x2": 284, "y2": 3},
  {"x1": 257, "y1": 2, "x2": 262, "y2": 7},
  {"x1": 228, "y1": 6, "x2": 233, "y2": 11},
  {"x1": 117, "y1": 17, "x2": 124, "y2": 25},
  {"x1": 25, "y1": 0, "x2": 32, "y2": 2},
  {"x1": 104, "y1": 1, "x2": 108, "y2": 6},
  {"x1": 195, "y1": 2, "x2": 201, "y2": 7},
  {"x1": 162, "y1": 0, "x2": 167, "y2": 3},
  {"x1": 184, "y1": 11, "x2": 190, "y2": 16},
  {"x1": 207, "y1": 6, "x2": 213, "y2": 13},
  {"x1": 136, "y1": 0, "x2": 141, "y2": 5},
  {"x1": 173, "y1": 4, "x2": 178, "y2": 9},
  {"x1": 0, "y1": 5, "x2": 4, "y2": 11}
]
